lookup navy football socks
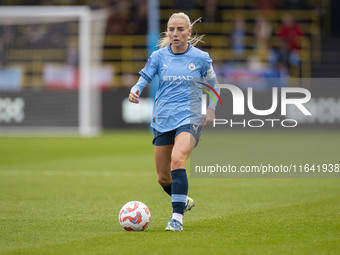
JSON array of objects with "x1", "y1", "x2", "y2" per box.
[{"x1": 171, "y1": 168, "x2": 188, "y2": 215}]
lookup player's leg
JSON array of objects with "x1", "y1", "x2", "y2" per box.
[
  {"x1": 153, "y1": 129, "x2": 176, "y2": 196},
  {"x1": 171, "y1": 131, "x2": 196, "y2": 170},
  {"x1": 154, "y1": 144, "x2": 173, "y2": 196},
  {"x1": 166, "y1": 131, "x2": 197, "y2": 231}
]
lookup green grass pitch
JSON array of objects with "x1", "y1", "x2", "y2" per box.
[{"x1": 0, "y1": 130, "x2": 339, "y2": 254}]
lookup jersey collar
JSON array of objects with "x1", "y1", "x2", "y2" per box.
[{"x1": 168, "y1": 43, "x2": 192, "y2": 55}]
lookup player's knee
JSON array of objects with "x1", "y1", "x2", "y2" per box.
[{"x1": 171, "y1": 152, "x2": 186, "y2": 169}]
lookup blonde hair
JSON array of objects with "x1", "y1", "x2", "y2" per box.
[{"x1": 157, "y1": 12, "x2": 205, "y2": 48}]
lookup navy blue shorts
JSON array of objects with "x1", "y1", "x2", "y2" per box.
[{"x1": 152, "y1": 124, "x2": 202, "y2": 146}]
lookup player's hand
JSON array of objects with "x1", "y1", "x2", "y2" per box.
[
  {"x1": 202, "y1": 108, "x2": 215, "y2": 126},
  {"x1": 129, "y1": 89, "x2": 139, "y2": 104}
]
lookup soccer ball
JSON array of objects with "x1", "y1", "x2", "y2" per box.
[{"x1": 118, "y1": 201, "x2": 151, "y2": 231}]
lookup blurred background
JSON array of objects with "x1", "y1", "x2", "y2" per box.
[{"x1": 0, "y1": 0, "x2": 339, "y2": 134}]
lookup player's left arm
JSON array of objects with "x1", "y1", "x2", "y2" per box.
[{"x1": 203, "y1": 64, "x2": 219, "y2": 126}]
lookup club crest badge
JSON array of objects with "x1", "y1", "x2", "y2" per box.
[{"x1": 188, "y1": 63, "x2": 195, "y2": 70}]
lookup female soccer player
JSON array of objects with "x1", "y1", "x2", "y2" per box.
[{"x1": 129, "y1": 12, "x2": 218, "y2": 231}]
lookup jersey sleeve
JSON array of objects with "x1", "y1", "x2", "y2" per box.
[
  {"x1": 130, "y1": 76, "x2": 148, "y2": 96},
  {"x1": 139, "y1": 51, "x2": 159, "y2": 83},
  {"x1": 201, "y1": 52, "x2": 213, "y2": 77},
  {"x1": 200, "y1": 52, "x2": 219, "y2": 110},
  {"x1": 205, "y1": 64, "x2": 219, "y2": 110}
]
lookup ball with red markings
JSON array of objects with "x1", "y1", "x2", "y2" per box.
[{"x1": 118, "y1": 201, "x2": 151, "y2": 231}]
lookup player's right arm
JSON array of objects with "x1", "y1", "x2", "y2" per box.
[
  {"x1": 129, "y1": 76, "x2": 149, "y2": 104},
  {"x1": 129, "y1": 51, "x2": 159, "y2": 104}
]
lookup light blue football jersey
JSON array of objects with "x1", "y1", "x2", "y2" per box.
[{"x1": 132, "y1": 44, "x2": 214, "y2": 132}]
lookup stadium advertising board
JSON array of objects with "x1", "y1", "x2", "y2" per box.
[
  {"x1": 43, "y1": 64, "x2": 113, "y2": 90},
  {"x1": 0, "y1": 91, "x2": 78, "y2": 129}
]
